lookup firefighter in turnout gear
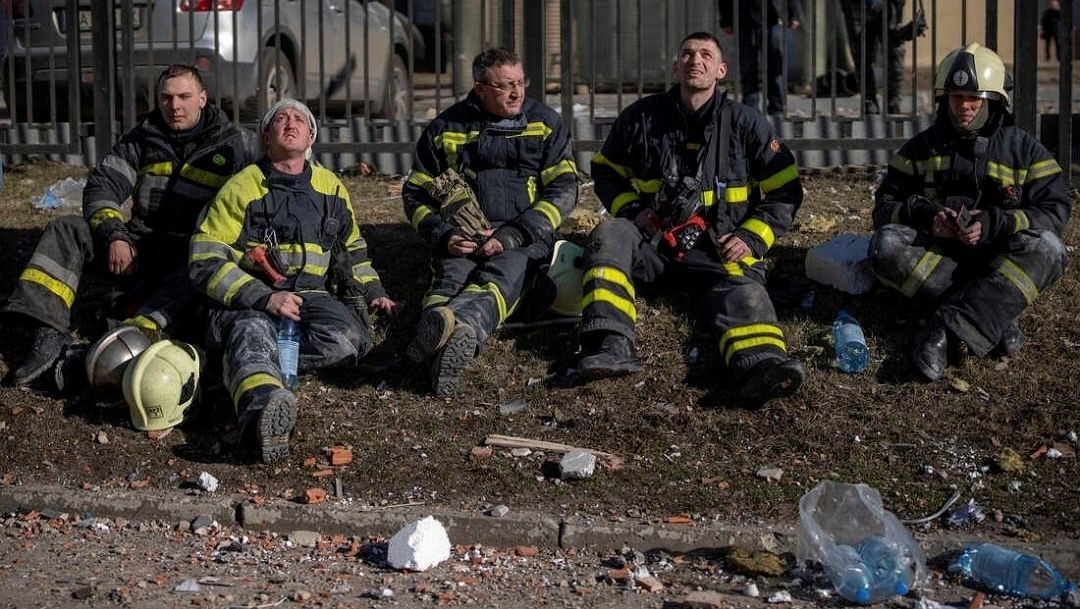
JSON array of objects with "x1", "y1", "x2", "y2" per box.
[
  {"x1": 579, "y1": 32, "x2": 806, "y2": 406},
  {"x1": 190, "y1": 99, "x2": 396, "y2": 463},
  {"x1": 401, "y1": 47, "x2": 578, "y2": 396},
  {"x1": 870, "y1": 43, "x2": 1070, "y2": 381},
  {"x1": 2, "y1": 65, "x2": 258, "y2": 388}
]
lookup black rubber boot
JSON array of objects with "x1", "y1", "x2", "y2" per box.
[
  {"x1": 254, "y1": 388, "x2": 297, "y2": 464},
  {"x1": 431, "y1": 323, "x2": 477, "y2": 396},
  {"x1": 11, "y1": 325, "x2": 70, "y2": 386},
  {"x1": 912, "y1": 318, "x2": 948, "y2": 381},
  {"x1": 406, "y1": 306, "x2": 455, "y2": 363},
  {"x1": 737, "y1": 357, "x2": 806, "y2": 406},
  {"x1": 577, "y1": 332, "x2": 641, "y2": 382},
  {"x1": 994, "y1": 319, "x2": 1025, "y2": 357}
]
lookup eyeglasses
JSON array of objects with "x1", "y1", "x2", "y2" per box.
[{"x1": 479, "y1": 79, "x2": 529, "y2": 93}]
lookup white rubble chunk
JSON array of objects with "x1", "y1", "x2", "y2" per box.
[
  {"x1": 767, "y1": 590, "x2": 793, "y2": 603},
  {"x1": 559, "y1": 450, "x2": 597, "y2": 480},
  {"x1": 805, "y1": 233, "x2": 875, "y2": 295},
  {"x1": 197, "y1": 472, "x2": 219, "y2": 492},
  {"x1": 387, "y1": 516, "x2": 451, "y2": 571}
]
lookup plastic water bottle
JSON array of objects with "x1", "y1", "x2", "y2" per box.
[
  {"x1": 833, "y1": 309, "x2": 869, "y2": 373},
  {"x1": 858, "y1": 535, "x2": 912, "y2": 600},
  {"x1": 831, "y1": 544, "x2": 873, "y2": 604},
  {"x1": 949, "y1": 543, "x2": 1076, "y2": 600},
  {"x1": 276, "y1": 317, "x2": 300, "y2": 391}
]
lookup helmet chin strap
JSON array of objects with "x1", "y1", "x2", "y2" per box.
[{"x1": 949, "y1": 100, "x2": 990, "y2": 134}]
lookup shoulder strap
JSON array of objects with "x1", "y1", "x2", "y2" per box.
[{"x1": 716, "y1": 97, "x2": 733, "y2": 180}]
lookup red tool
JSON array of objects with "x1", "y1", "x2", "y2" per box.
[{"x1": 245, "y1": 245, "x2": 288, "y2": 288}]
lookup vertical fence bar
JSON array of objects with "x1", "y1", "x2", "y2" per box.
[
  {"x1": 500, "y1": 0, "x2": 514, "y2": 49},
  {"x1": 92, "y1": 0, "x2": 115, "y2": 159},
  {"x1": 985, "y1": 0, "x2": 997, "y2": 50},
  {"x1": 212, "y1": 0, "x2": 221, "y2": 108},
  {"x1": 614, "y1": 0, "x2": 622, "y2": 110},
  {"x1": 1057, "y1": 0, "x2": 1073, "y2": 182},
  {"x1": 120, "y1": 0, "x2": 135, "y2": 130},
  {"x1": 345, "y1": 0, "x2": 353, "y2": 122},
  {"x1": 560, "y1": 0, "x2": 573, "y2": 137},
  {"x1": 435, "y1": 0, "x2": 443, "y2": 113},
  {"x1": 523, "y1": 0, "x2": 543, "y2": 102},
  {"x1": 1013, "y1": 0, "x2": 1038, "y2": 135},
  {"x1": 363, "y1": 0, "x2": 371, "y2": 120}
]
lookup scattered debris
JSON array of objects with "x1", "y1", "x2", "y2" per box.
[
  {"x1": 326, "y1": 446, "x2": 353, "y2": 466},
  {"x1": 635, "y1": 574, "x2": 664, "y2": 592},
  {"x1": 470, "y1": 446, "x2": 494, "y2": 459},
  {"x1": 387, "y1": 516, "x2": 451, "y2": 571},
  {"x1": 71, "y1": 586, "x2": 95, "y2": 600},
  {"x1": 196, "y1": 472, "x2": 219, "y2": 493},
  {"x1": 996, "y1": 448, "x2": 1025, "y2": 473},
  {"x1": 174, "y1": 579, "x2": 201, "y2": 593},
  {"x1": 804, "y1": 233, "x2": 875, "y2": 294},
  {"x1": 755, "y1": 466, "x2": 783, "y2": 482},
  {"x1": 291, "y1": 590, "x2": 312, "y2": 602},
  {"x1": 1006, "y1": 480, "x2": 1023, "y2": 493},
  {"x1": 744, "y1": 583, "x2": 760, "y2": 597},
  {"x1": 945, "y1": 499, "x2": 986, "y2": 528},
  {"x1": 484, "y1": 434, "x2": 619, "y2": 462},
  {"x1": 666, "y1": 514, "x2": 692, "y2": 525},
  {"x1": 559, "y1": 450, "x2": 597, "y2": 480},
  {"x1": 1046, "y1": 447, "x2": 1063, "y2": 459},
  {"x1": 510, "y1": 447, "x2": 532, "y2": 458},
  {"x1": 680, "y1": 590, "x2": 729, "y2": 609},
  {"x1": 487, "y1": 504, "x2": 509, "y2": 518},
  {"x1": 726, "y1": 546, "x2": 785, "y2": 577},
  {"x1": 767, "y1": 590, "x2": 793, "y2": 603},
  {"x1": 902, "y1": 486, "x2": 961, "y2": 525},
  {"x1": 949, "y1": 376, "x2": 971, "y2": 393},
  {"x1": 289, "y1": 530, "x2": 320, "y2": 547},
  {"x1": 94, "y1": 430, "x2": 109, "y2": 444},
  {"x1": 302, "y1": 488, "x2": 327, "y2": 505},
  {"x1": 515, "y1": 546, "x2": 538, "y2": 557},
  {"x1": 498, "y1": 398, "x2": 528, "y2": 416}
]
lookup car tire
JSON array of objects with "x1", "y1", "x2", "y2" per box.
[
  {"x1": 246, "y1": 48, "x2": 296, "y2": 119},
  {"x1": 377, "y1": 53, "x2": 411, "y2": 120}
]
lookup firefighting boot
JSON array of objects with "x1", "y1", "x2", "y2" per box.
[
  {"x1": 737, "y1": 357, "x2": 806, "y2": 406},
  {"x1": 242, "y1": 387, "x2": 297, "y2": 464},
  {"x1": 577, "y1": 332, "x2": 641, "y2": 382},
  {"x1": 407, "y1": 306, "x2": 455, "y2": 363},
  {"x1": 993, "y1": 319, "x2": 1025, "y2": 358},
  {"x1": 431, "y1": 322, "x2": 478, "y2": 396},
  {"x1": 911, "y1": 317, "x2": 948, "y2": 381},
  {"x1": 11, "y1": 325, "x2": 70, "y2": 386}
]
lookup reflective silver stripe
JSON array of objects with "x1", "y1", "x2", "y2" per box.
[
  {"x1": 276, "y1": 250, "x2": 331, "y2": 274},
  {"x1": 101, "y1": 153, "x2": 138, "y2": 187},
  {"x1": 900, "y1": 251, "x2": 943, "y2": 298},
  {"x1": 208, "y1": 264, "x2": 253, "y2": 304},
  {"x1": 352, "y1": 261, "x2": 380, "y2": 282},
  {"x1": 28, "y1": 252, "x2": 80, "y2": 290},
  {"x1": 994, "y1": 257, "x2": 1039, "y2": 305},
  {"x1": 189, "y1": 239, "x2": 241, "y2": 262}
]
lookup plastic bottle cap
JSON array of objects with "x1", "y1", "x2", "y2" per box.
[
  {"x1": 856, "y1": 588, "x2": 871, "y2": 604},
  {"x1": 896, "y1": 582, "x2": 910, "y2": 596}
]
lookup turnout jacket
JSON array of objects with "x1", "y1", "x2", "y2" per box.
[
  {"x1": 591, "y1": 87, "x2": 802, "y2": 259},
  {"x1": 402, "y1": 91, "x2": 578, "y2": 249},
  {"x1": 189, "y1": 159, "x2": 387, "y2": 311},
  {"x1": 874, "y1": 106, "x2": 1070, "y2": 244},
  {"x1": 84, "y1": 105, "x2": 258, "y2": 263}
]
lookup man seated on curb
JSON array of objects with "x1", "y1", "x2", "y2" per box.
[
  {"x1": 189, "y1": 99, "x2": 396, "y2": 463},
  {"x1": 2, "y1": 65, "x2": 258, "y2": 387},
  {"x1": 401, "y1": 47, "x2": 578, "y2": 395}
]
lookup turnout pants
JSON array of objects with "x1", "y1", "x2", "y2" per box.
[
  {"x1": 580, "y1": 218, "x2": 789, "y2": 375},
  {"x1": 206, "y1": 291, "x2": 371, "y2": 413},
  {"x1": 3, "y1": 215, "x2": 196, "y2": 333},
  {"x1": 870, "y1": 225, "x2": 1067, "y2": 356},
  {"x1": 421, "y1": 241, "x2": 551, "y2": 348}
]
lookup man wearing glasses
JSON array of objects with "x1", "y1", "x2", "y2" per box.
[{"x1": 402, "y1": 47, "x2": 578, "y2": 395}]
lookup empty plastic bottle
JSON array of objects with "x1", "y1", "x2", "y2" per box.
[
  {"x1": 858, "y1": 535, "x2": 912, "y2": 600},
  {"x1": 949, "y1": 542, "x2": 1076, "y2": 600},
  {"x1": 833, "y1": 309, "x2": 869, "y2": 373},
  {"x1": 830, "y1": 544, "x2": 873, "y2": 604},
  {"x1": 276, "y1": 317, "x2": 300, "y2": 391}
]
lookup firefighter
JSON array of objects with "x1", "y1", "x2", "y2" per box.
[
  {"x1": 189, "y1": 99, "x2": 396, "y2": 463},
  {"x1": 870, "y1": 43, "x2": 1069, "y2": 381},
  {"x1": 578, "y1": 31, "x2": 806, "y2": 406},
  {"x1": 2, "y1": 65, "x2": 259, "y2": 388},
  {"x1": 401, "y1": 47, "x2": 578, "y2": 396}
]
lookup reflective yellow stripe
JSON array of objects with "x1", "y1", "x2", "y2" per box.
[
  {"x1": 719, "y1": 324, "x2": 786, "y2": 364},
  {"x1": 702, "y1": 190, "x2": 714, "y2": 205},
  {"x1": 726, "y1": 185, "x2": 749, "y2": 203},
  {"x1": 411, "y1": 205, "x2": 434, "y2": 229},
  {"x1": 422, "y1": 293, "x2": 452, "y2": 309},
  {"x1": 140, "y1": 161, "x2": 174, "y2": 176},
  {"x1": 722, "y1": 262, "x2": 744, "y2": 276},
  {"x1": 900, "y1": 250, "x2": 943, "y2": 298},
  {"x1": 89, "y1": 208, "x2": 125, "y2": 230},
  {"x1": 123, "y1": 315, "x2": 160, "y2": 331},
  {"x1": 987, "y1": 161, "x2": 1025, "y2": 185},
  {"x1": 180, "y1": 163, "x2": 230, "y2": 188},
  {"x1": 232, "y1": 373, "x2": 282, "y2": 407},
  {"x1": 995, "y1": 257, "x2": 1039, "y2": 305},
  {"x1": 759, "y1": 164, "x2": 798, "y2": 193},
  {"x1": 1026, "y1": 158, "x2": 1062, "y2": 182},
  {"x1": 1010, "y1": 210, "x2": 1030, "y2": 233},
  {"x1": 526, "y1": 175, "x2": 537, "y2": 204},
  {"x1": 632, "y1": 178, "x2": 661, "y2": 193},
  {"x1": 889, "y1": 155, "x2": 914, "y2": 175},
  {"x1": 582, "y1": 288, "x2": 637, "y2": 322},
  {"x1": 19, "y1": 268, "x2": 75, "y2": 307},
  {"x1": 915, "y1": 155, "x2": 950, "y2": 173},
  {"x1": 533, "y1": 200, "x2": 562, "y2": 228},
  {"x1": 591, "y1": 151, "x2": 633, "y2": 179},
  {"x1": 609, "y1": 192, "x2": 640, "y2": 216},
  {"x1": 463, "y1": 282, "x2": 509, "y2": 322},
  {"x1": 507, "y1": 121, "x2": 553, "y2": 139},
  {"x1": 407, "y1": 169, "x2": 434, "y2": 187},
  {"x1": 740, "y1": 218, "x2": 775, "y2": 250},
  {"x1": 583, "y1": 265, "x2": 635, "y2": 299},
  {"x1": 541, "y1": 159, "x2": 577, "y2": 185},
  {"x1": 434, "y1": 130, "x2": 481, "y2": 168}
]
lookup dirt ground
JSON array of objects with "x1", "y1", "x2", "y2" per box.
[{"x1": 0, "y1": 160, "x2": 1077, "y2": 557}]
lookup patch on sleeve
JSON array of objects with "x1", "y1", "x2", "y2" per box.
[{"x1": 769, "y1": 139, "x2": 781, "y2": 153}]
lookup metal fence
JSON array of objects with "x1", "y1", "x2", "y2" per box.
[{"x1": 0, "y1": 0, "x2": 1074, "y2": 177}]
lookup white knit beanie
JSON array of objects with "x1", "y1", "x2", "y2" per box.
[{"x1": 260, "y1": 98, "x2": 317, "y2": 156}]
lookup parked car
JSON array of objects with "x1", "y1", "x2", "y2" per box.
[{"x1": 5, "y1": 0, "x2": 423, "y2": 122}]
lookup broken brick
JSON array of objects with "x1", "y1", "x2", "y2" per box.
[
  {"x1": 303, "y1": 456, "x2": 317, "y2": 469},
  {"x1": 302, "y1": 488, "x2": 327, "y2": 505},
  {"x1": 470, "y1": 446, "x2": 494, "y2": 459},
  {"x1": 607, "y1": 567, "x2": 632, "y2": 582},
  {"x1": 514, "y1": 546, "x2": 538, "y2": 557},
  {"x1": 310, "y1": 469, "x2": 334, "y2": 479},
  {"x1": 665, "y1": 514, "x2": 692, "y2": 525},
  {"x1": 326, "y1": 446, "x2": 353, "y2": 466},
  {"x1": 128, "y1": 479, "x2": 150, "y2": 489},
  {"x1": 635, "y1": 575, "x2": 664, "y2": 592}
]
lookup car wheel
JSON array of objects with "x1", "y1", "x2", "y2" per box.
[
  {"x1": 378, "y1": 54, "x2": 411, "y2": 120},
  {"x1": 246, "y1": 48, "x2": 296, "y2": 118}
]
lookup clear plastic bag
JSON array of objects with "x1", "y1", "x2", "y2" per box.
[{"x1": 798, "y1": 480, "x2": 928, "y2": 604}]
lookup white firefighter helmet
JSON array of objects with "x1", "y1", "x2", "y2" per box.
[
  {"x1": 547, "y1": 240, "x2": 585, "y2": 317},
  {"x1": 84, "y1": 326, "x2": 153, "y2": 391},
  {"x1": 122, "y1": 340, "x2": 200, "y2": 431},
  {"x1": 933, "y1": 42, "x2": 1012, "y2": 108}
]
